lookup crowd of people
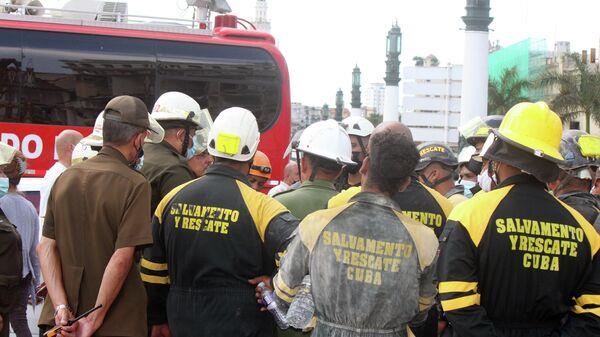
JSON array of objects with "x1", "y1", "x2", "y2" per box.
[{"x1": 0, "y1": 92, "x2": 598, "y2": 337}]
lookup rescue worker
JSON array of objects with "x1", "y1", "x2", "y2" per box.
[
  {"x1": 268, "y1": 162, "x2": 300, "y2": 197},
  {"x1": 548, "y1": 130, "x2": 600, "y2": 224},
  {"x1": 273, "y1": 121, "x2": 438, "y2": 337},
  {"x1": 457, "y1": 146, "x2": 478, "y2": 198},
  {"x1": 463, "y1": 115, "x2": 504, "y2": 152},
  {"x1": 142, "y1": 91, "x2": 213, "y2": 212},
  {"x1": 439, "y1": 102, "x2": 600, "y2": 336},
  {"x1": 187, "y1": 124, "x2": 214, "y2": 178},
  {"x1": 335, "y1": 116, "x2": 374, "y2": 191},
  {"x1": 141, "y1": 107, "x2": 298, "y2": 337},
  {"x1": 37, "y1": 96, "x2": 164, "y2": 337},
  {"x1": 415, "y1": 142, "x2": 468, "y2": 206},
  {"x1": 0, "y1": 143, "x2": 24, "y2": 337},
  {"x1": 275, "y1": 120, "x2": 354, "y2": 219},
  {"x1": 248, "y1": 150, "x2": 272, "y2": 191}
]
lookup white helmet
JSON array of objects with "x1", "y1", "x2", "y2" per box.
[
  {"x1": 82, "y1": 111, "x2": 165, "y2": 146},
  {"x1": 207, "y1": 107, "x2": 260, "y2": 162},
  {"x1": 296, "y1": 120, "x2": 354, "y2": 165},
  {"x1": 71, "y1": 142, "x2": 99, "y2": 164},
  {"x1": 151, "y1": 91, "x2": 210, "y2": 129},
  {"x1": 341, "y1": 116, "x2": 374, "y2": 137},
  {"x1": 458, "y1": 145, "x2": 477, "y2": 165}
]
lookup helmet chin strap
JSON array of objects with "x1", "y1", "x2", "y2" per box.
[
  {"x1": 181, "y1": 127, "x2": 191, "y2": 156},
  {"x1": 295, "y1": 149, "x2": 303, "y2": 183}
]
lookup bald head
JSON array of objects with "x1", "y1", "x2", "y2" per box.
[
  {"x1": 56, "y1": 130, "x2": 83, "y2": 166},
  {"x1": 283, "y1": 161, "x2": 300, "y2": 185},
  {"x1": 372, "y1": 121, "x2": 413, "y2": 142}
]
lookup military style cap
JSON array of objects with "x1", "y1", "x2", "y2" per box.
[
  {"x1": 415, "y1": 142, "x2": 458, "y2": 172},
  {"x1": 103, "y1": 96, "x2": 164, "y2": 143}
]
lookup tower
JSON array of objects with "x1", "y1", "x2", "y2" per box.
[
  {"x1": 351, "y1": 65, "x2": 362, "y2": 117},
  {"x1": 335, "y1": 89, "x2": 344, "y2": 121},
  {"x1": 460, "y1": 0, "x2": 493, "y2": 126},
  {"x1": 383, "y1": 24, "x2": 401, "y2": 122},
  {"x1": 322, "y1": 103, "x2": 330, "y2": 120},
  {"x1": 253, "y1": 0, "x2": 271, "y2": 33}
]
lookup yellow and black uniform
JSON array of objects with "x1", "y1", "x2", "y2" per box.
[
  {"x1": 142, "y1": 164, "x2": 298, "y2": 337},
  {"x1": 329, "y1": 177, "x2": 453, "y2": 238},
  {"x1": 438, "y1": 174, "x2": 600, "y2": 337},
  {"x1": 141, "y1": 141, "x2": 196, "y2": 213},
  {"x1": 274, "y1": 192, "x2": 438, "y2": 337}
]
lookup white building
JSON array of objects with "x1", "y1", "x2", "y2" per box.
[
  {"x1": 401, "y1": 64, "x2": 463, "y2": 146},
  {"x1": 253, "y1": 0, "x2": 271, "y2": 33},
  {"x1": 291, "y1": 102, "x2": 323, "y2": 132},
  {"x1": 365, "y1": 83, "x2": 386, "y2": 116}
]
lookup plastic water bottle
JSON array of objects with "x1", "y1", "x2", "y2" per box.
[
  {"x1": 286, "y1": 275, "x2": 315, "y2": 329},
  {"x1": 258, "y1": 282, "x2": 289, "y2": 329}
]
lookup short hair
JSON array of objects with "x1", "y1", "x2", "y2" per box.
[
  {"x1": 103, "y1": 119, "x2": 145, "y2": 146},
  {"x1": 367, "y1": 129, "x2": 419, "y2": 195},
  {"x1": 558, "y1": 170, "x2": 591, "y2": 190},
  {"x1": 8, "y1": 175, "x2": 21, "y2": 187},
  {"x1": 305, "y1": 153, "x2": 343, "y2": 175}
]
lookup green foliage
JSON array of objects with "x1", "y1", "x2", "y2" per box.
[
  {"x1": 536, "y1": 52, "x2": 600, "y2": 132},
  {"x1": 413, "y1": 56, "x2": 424, "y2": 67},
  {"x1": 488, "y1": 66, "x2": 530, "y2": 115},
  {"x1": 366, "y1": 113, "x2": 383, "y2": 126}
]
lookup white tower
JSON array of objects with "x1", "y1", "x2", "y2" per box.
[
  {"x1": 254, "y1": 0, "x2": 271, "y2": 33},
  {"x1": 459, "y1": 0, "x2": 493, "y2": 126}
]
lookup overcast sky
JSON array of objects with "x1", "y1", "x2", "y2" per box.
[{"x1": 44, "y1": 0, "x2": 600, "y2": 107}]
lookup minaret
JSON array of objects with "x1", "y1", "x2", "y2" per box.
[
  {"x1": 335, "y1": 89, "x2": 344, "y2": 121},
  {"x1": 351, "y1": 65, "x2": 362, "y2": 117},
  {"x1": 460, "y1": 0, "x2": 493, "y2": 126},
  {"x1": 253, "y1": 0, "x2": 271, "y2": 33},
  {"x1": 322, "y1": 103, "x2": 330, "y2": 120},
  {"x1": 383, "y1": 24, "x2": 402, "y2": 122}
]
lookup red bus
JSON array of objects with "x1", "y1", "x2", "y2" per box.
[{"x1": 0, "y1": 10, "x2": 291, "y2": 195}]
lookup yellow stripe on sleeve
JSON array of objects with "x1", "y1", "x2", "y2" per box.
[
  {"x1": 439, "y1": 281, "x2": 478, "y2": 294},
  {"x1": 419, "y1": 295, "x2": 435, "y2": 311},
  {"x1": 555, "y1": 197, "x2": 600, "y2": 257},
  {"x1": 140, "y1": 258, "x2": 168, "y2": 271},
  {"x1": 420, "y1": 182, "x2": 454, "y2": 217},
  {"x1": 575, "y1": 294, "x2": 600, "y2": 307},
  {"x1": 273, "y1": 273, "x2": 298, "y2": 297},
  {"x1": 572, "y1": 305, "x2": 600, "y2": 317},
  {"x1": 300, "y1": 203, "x2": 354, "y2": 252},
  {"x1": 441, "y1": 293, "x2": 481, "y2": 312},
  {"x1": 274, "y1": 285, "x2": 294, "y2": 303},
  {"x1": 236, "y1": 180, "x2": 288, "y2": 242},
  {"x1": 140, "y1": 273, "x2": 170, "y2": 285}
]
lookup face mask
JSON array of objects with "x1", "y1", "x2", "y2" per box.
[
  {"x1": 16, "y1": 157, "x2": 27, "y2": 175},
  {"x1": 131, "y1": 140, "x2": 144, "y2": 170},
  {"x1": 477, "y1": 171, "x2": 493, "y2": 192},
  {"x1": 0, "y1": 178, "x2": 8, "y2": 198},
  {"x1": 459, "y1": 180, "x2": 477, "y2": 198},
  {"x1": 347, "y1": 152, "x2": 362, "y2": 174},
  {"x1": 186, "y1": 146, "x2": 196, "y2": 160}
]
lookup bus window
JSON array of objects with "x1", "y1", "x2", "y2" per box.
[
  {"x1": 20, "y1": 30, "x2": 156, "y2": 126},
  {"x1": 156, "y1": 41, "x2": 281, "y2": 132},
  {"x1": 0, "y1": 29, "x2": 22, "y2": 123}
]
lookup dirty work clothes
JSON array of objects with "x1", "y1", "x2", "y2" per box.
[
  {"x1": 275, "y1": 180, "x2": 339, "y2": 219},
  {"x1": 328, "y1": 178, "x2": 453, "y2": 238},
  {"x1": 40, "y1": 146, "x2": 153, "y2": 337},
  {"x1": 558, "y1": 191, "x2": 600, "y2": 225},
  {"x1": 438, "y1": 174, "x2": 600, "y2": 337},
  {"x1": 142, "y1": 164, "x2": 298, "y2": 336},
  {"x1": 141, "y1": 141, "x2": 196, "y2": 213},
  {"x1": 274, "y1": 192, "x2": 438, "y2": 337}
]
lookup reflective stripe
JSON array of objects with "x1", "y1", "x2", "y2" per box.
[
  {"x1": 274, "y1": 285, "x2": 293, "y2": 303},
  {"x1": 439, "y1": 281, "x2": 478, "y2": 294},
  {"x1": 572, "y1": 305, "x2": 600, "y2": 317},
  {"x1": 441, "y1": 293, "x2": 480, "y2": 312},
  {"x1": 140, "y1": 273, "x2": 170, "y2": 285},
  {"x1": 140, "y1": 258, "x2": 168, "y2": 271},
  {"x1": 419, "y1": 295, "x2": 435, "y2": 311},
  {"x1": 575, "y1": 294, "x2": 600, "y2": 307},
  {"x1": 273, "y1": 273, "x2": 298, "y2": 297}
]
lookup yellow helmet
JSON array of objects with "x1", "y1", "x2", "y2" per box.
[{"x1": 494, "y1": 102, "x2": 564, "y2": 163}]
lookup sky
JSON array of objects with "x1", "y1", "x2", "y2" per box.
[{"x1": 42, "y1": 0, "x2": 600, "y2": 107}]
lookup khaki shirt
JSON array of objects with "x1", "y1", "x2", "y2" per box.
[
  {"x1": 141, "y1": 142, "x2": 196, "y2": 213},
  {"x1": 40, "y1": 147, "x2": 152, "y2": 337}
]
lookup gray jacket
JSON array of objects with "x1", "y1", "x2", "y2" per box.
[{"x1": 274, "y1": 192, "x2": 438, "y2": 337}]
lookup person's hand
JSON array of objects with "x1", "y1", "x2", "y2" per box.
[
  {"x1": 249, "y1": 275, "x2": 272, "y2": 312},
  {"x1": 54, "y1": 307, "x2": 74, "y2": 327},
  {"x1": 72, "y1": 315, "x2": 102, "y2": 337},
  {"x1": 150, "y1": 324, "x2": 171, "y2": 337}
]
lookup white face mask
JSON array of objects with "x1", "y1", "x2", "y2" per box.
[{"x1": 477, "y1": 171, "x2": 494, "y2": 192}]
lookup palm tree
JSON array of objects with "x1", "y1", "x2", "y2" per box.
[
  {"x1": 537, "y1": 52, "x2": 600, "y2": 132},
  {"x1": 488, "y1": 66, "x2": 530, "y2": 115},
  {"x1": 413, "y1": 56, "x2": 424, "y2": 67}
]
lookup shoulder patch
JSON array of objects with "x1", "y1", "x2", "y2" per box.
[
  {"x1": 300, "y1": 203, "x2": 354, "y2": 252},
  {"x1": 327, "y1": 186, "x2": 360, "y2": 209},
  {"x1": 554, "y1": 196, "x2": 600, "y2": 257},
  {"x1": 420, "y1": 182, "x2": 454, "y2": 217},
  {"x1": 448, "y1": 185, "x2": 514, "y2": 247},
  {"x1": 394, "y1": 211, "x2": 438, "y2": 270},
  {"x1": 236, "y1": 180, "x2": 289, "y2": 242}
]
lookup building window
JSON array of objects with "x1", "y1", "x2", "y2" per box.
[{"x1": 569, "y1": 121, "x2": 580, "y2": 130}]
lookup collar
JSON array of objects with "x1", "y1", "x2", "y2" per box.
[
  {"x1": 205, "y1": 163, "x2": 251, "y2": 186},
  {"x1": 559, "y1": 191, "x2": 599, "y2": 201},
  {"x1": 445, "y1": 184, "x2": 465, "y2": 198},
  {"x1": 300, "y1": 179, "x2": 337, "y2": 191},
  {"x1": 496, "y1": 173, "x2": 546, "y2": 190},
  {"x1": 99, "y1": 146, "x2": 131, "y2": 166},
  {"x1": 348, "y1": 191, "x2": 400, "y2": 211}
]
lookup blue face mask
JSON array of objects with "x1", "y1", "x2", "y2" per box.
[
  {"x1": 0, "y1": 178, "x2": 9, "y2": 198},
  {"x1": 459, "y1": 180, "x2": 477, "y2": 198},
  {"x1": 186, "y1": 146, "x2": 196, "y2": 160},
  {"x1": 16, "y1": 157, "x2": 27, "y2": 175},
  {"x1": 135, "y1": 155, "x2": 144, "y2": 171}
]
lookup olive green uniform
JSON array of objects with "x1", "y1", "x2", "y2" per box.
[{"x1": 275, "y1": 180, "x2": 339, "y2": 220}]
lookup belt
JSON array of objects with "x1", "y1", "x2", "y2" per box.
[{"x1": 318, "y1": 318, "x2": 407, "y2": 335}]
